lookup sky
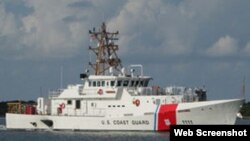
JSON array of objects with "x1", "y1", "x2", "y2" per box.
[{"x1": 0, "y1": 0, "x2": 250, "y2": 101}]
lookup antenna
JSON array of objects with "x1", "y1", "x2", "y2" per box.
[
  {"x1": 241, "y1": 76, "x2": 246, "y2": 99},
  {"x1": 102, "y1": 13, "x2": 105, "y2": 24},
  {"x1": 40, "y1": 86, "x2": 43, "y2": 97},
  {"x1": 60, "y1": 66, "x2": 63, "y2": 89}
]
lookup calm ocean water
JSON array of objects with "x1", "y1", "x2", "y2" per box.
[
  {"x1": 0, "y1": 117, "x2": 249, "y2": 141},
  {"x1": 0, "y1": 117, "x2": 168, "y2": 141}
]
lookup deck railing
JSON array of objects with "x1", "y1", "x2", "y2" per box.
[{"x1": 48, "y1": 89, "x2": 63, "y2": 98}]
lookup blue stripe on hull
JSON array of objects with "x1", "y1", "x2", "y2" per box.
[{"x1": 154, "y1": 105, "x2": 160, "y2": 131}]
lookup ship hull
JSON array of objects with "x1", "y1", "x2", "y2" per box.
[{"x1": 6, "y1": 99, "x2": 243, "y2": 131}]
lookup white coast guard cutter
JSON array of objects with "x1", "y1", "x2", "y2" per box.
[{"x1": 6, "y1": 23, "x2": 244, "y2": 131}]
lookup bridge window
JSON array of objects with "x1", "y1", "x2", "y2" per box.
[
  {"x1": 139, "y1": 81, "x2": 144, "y2": 87},
  {"x1": 67, "y1": 100, "x2": 72, "y2": 105},
  {"x1": 144, "y1": 80, "x2": 149, "y2": 87},
  {"x1": 135, "y1": 81, "x2": 139, "y2": 87},
  {"x1": 130, "y1": 80, "x2": 135, "y2": 87},
  {"x1": 117, "y1": 80, "x2": 122, "y2": 87},
  {"x1": 97, "y1": 81, "x2": 101, "y2": 87},
  {"x1": 76, "y1": 100, "x2": 81, "y2": 109},
  {"x1": 101, "y1": 81, "x2": 105, "y2": 86},
  {"x1": 93, "y1": 81, "x2": 96, "y2": 87},
  {"x1": 123, "y1": 80, "x2": 129, "y2": 87},
  {"x1": 111, "y1": 81, "x2": 115, "y2": 86}
]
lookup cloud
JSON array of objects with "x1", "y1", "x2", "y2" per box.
[
  {"x1": 0, "y1": 3, "x2": 17, "y2": 36},
  {"x1": 107, "y1": 0, "x2": 238, "y2": 59},
  {"x1": 0, "y1": 0, "x2": 129, "y2": 60},
  {"x1": 108, "y1": 0, "x2": 197, "y2": 56},
  {"x1": 19, "y1": 0, "x2": 90, "y2": 59},
  {"x1": 1, "y1": 0, "x2": 250, "y2": 61},
  {"x1": 243, "y1": 42, "x2": 250, "y2": 55},
  {"x1": 0, "y1": 2, "x2": 22, "y2": 60},
  {"x1": 206, "y1": 35, "x2": 239, "y2": 57},
  {"x1": 0, "y1": 0, "x2": 102, "y2": 60},
  {"x1": 0, "y1": 0, "x2": 83, "y2": 59}
]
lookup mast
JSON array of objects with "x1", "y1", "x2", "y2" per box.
[{"x1": 88, "y1": 22, "x2": 122, "y2": 75}]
